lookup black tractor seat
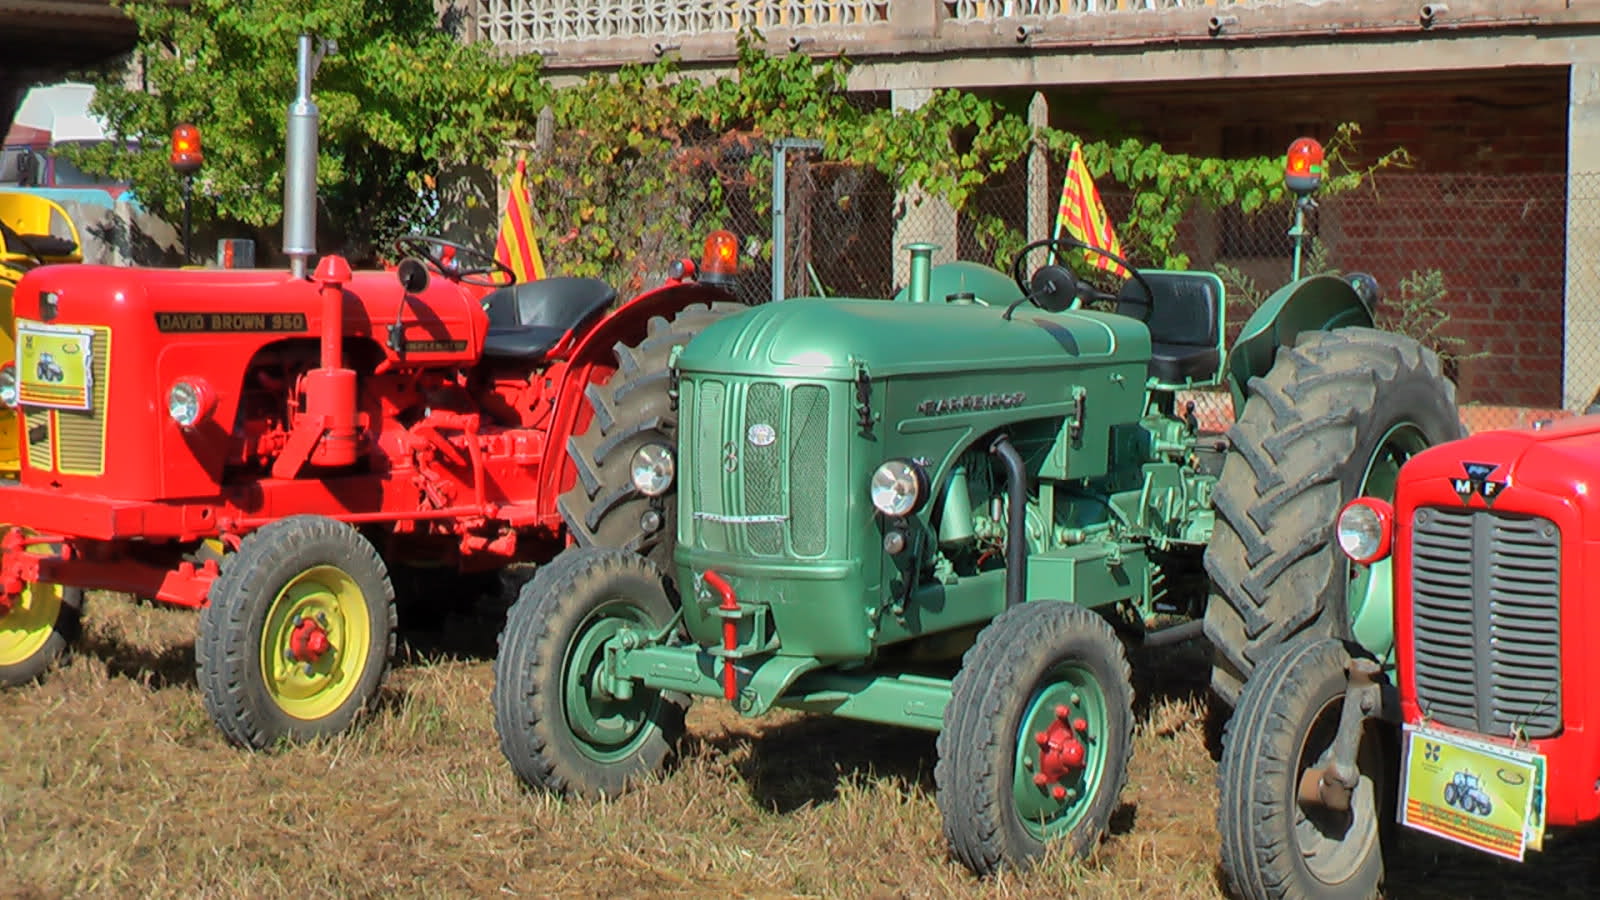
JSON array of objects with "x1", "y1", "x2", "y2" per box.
[
  {"x1": 1116, "y1": 272, "x2": 1223, "y2": 386},
  {"x1": 481, "y1": 276, "x2": 617, "y2": 361}
]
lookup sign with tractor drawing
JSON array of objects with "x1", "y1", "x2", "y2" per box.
[
  {"x1": 16, "y1": 320, "x2": 92, "y2": 410},
  {"x1": 1401, "y1": 725, "x2": 1546, "y2": 861}
]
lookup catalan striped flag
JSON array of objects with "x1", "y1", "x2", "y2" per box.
[
  {"x1": 1054, "y1": 143, "x2": 1130, "y2": 280},
  {"x1": 494, "y1": 157, "x2": 547, "y2": 282}
]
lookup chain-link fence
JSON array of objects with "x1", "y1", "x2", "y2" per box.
[
  {"x1": 770, "y1": 148, "x2": 1588, "y2": 434},
  {"x1": 519, "y1": 123, "x2": 1589, "y2": 435}
]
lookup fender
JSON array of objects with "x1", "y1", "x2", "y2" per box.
[
  {"x1": 538, "y1": 278, "x2": 739, "y2": 519},
  {"x1": 1225, "y1": 274, "x2": 1374, "y2": 415}
]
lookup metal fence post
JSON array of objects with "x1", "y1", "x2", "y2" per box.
[{"x1": 771, "y1": 138, "x2": 823, "y2": 304}]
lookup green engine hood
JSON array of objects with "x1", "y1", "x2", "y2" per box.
[{"x1": 679, "y1": 297, "x2": 1151, "y2": 378}]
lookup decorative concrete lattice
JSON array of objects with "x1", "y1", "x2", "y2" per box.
[
  {"x1": 943, "y1": 0, "x2": 1247, "y2": 19},
  {"x1": 479, "y1": 1, "x2": 891, "y2": 47}
]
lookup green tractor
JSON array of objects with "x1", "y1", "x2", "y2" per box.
[{"x1": 491, "y1": 233, "x2": 1460, "y2": 873}]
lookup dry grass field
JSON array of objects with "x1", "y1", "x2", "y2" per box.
[{"x1": 4, "y1": 594, "x2": 1599, "y2": 899}]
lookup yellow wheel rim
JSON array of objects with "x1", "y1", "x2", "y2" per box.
[
  {"x1": 0, "y1": 580, "x2": 63, "y2": 666},
  {"x1": 258, "y1": 565, "x2": 371, "y2": 721}
]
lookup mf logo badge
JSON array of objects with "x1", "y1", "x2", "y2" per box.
[{"x1": 1452, "y1": 461, "x2": 1505, "y2": 507}]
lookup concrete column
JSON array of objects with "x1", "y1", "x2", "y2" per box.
[
  {"x1": 1564, "y1": 59, "x2": 1600, "y2": 409},
  {"x1": 1027, "y1": 91, "x2": 1051, "y2": 245},
  {"x1": 891, "y1": 87, "x2": 959, "y2": 290}
]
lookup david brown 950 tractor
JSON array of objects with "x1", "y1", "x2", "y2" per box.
[
  {"x1": 1218, "y1": 414, "x2": 1600, "y2": 899},
  {"x1": 0, "y1": 35, "x2": 743, "y2": 750},
  {"x1": 492, "y1": 205, "x2": 1462, "y2": 872}
]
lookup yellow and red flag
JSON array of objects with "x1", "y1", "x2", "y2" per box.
[
  {"x1": 1054, "y1": 143, "x2": 1130, "y2": 280},
  {"x1": 494, "y1": 157, "x2": 547, "y2": 282}
]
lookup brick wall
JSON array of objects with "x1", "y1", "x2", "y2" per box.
[{"x1": 1053, "y1": 67, "x2": 1572, "y2": 407}]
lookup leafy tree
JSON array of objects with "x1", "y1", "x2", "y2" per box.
[{"x1": 71, "y1": 0, "x2": 546, "y2": 260}]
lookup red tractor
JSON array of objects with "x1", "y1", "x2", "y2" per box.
[
  {"x1": 0, "y1": 36, "x2": 745, "y2": 749},
  {"x1": 1217, "y1": 416, "x2": 1599, "y2": 898}
]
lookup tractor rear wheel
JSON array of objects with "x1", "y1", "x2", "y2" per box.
[
  {"x1": 197, "y1": 515, "x2": 396, "y2": 749},
  {"x1": 558, "y1": 302, "x2": 743, "y2": 575},
  {"x1": 1218, "y1": 638, "x2": 1393, "y2": 900},
  {"x1": 936, "y1": 601, "x2": 1134, "y2": 876},
  {"x1": 0, "y1": 579, "x2": 82, "y2": 686},
  {"x1": 493, "y1": 547, "x2": 686, "y2": 800},
  {"x1": 1204, "y1": 328, "x2": 1460, "y2": 708}
]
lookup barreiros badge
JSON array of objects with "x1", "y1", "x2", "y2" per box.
[{"x1": 1400, "y1": 724, "x2": 1546, "y2": 861}]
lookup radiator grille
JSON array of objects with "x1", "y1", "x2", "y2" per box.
[
  {"x1": 1410, "y1": 506, "x2": 1561, "y2": 739},
  {"x1": 690, "y1": 378, "x2": 832, "y2": 557}
]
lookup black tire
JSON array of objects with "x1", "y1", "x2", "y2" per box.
[
  {"x1": 558, "y1": 301, "x2": 744, "y2": 574},
  {"x1": 196, "y1": 515, "x2": 396, "y2": 750},
  {"x1": 936, "y1": 602, "x2": 1134, "y2": 876},
  {"x1": 492, "y1": 546, "x2": 686, "y2": 800},
  {"x1": 0, "y1": 584, "x2": 83, "y2": 686},
  {"x1": 1218, "y1": 638, "x2": 1394, "y2": 900},
  {"x1": 1443, "y1": 781, "x2": 1459, "y2": 809},
  {"x1": 1204, "y1": 327, "x2": 1461, "y2": 707}
]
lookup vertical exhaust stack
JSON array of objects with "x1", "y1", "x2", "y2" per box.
[{"x1": 283, "y1": 34, "x2": 333, "y2": 279}]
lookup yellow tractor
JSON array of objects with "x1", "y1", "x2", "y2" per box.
[{"x1": 0, "y1": 191, "x2": 83, "y2": 682}]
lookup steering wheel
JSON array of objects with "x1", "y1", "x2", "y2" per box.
[
  {"x1": 393, "y1": 235, "x2": 515, "y2": 288},
  {"x1": 1008, "y1": 236, "x2": 1154, "y2": 321}
]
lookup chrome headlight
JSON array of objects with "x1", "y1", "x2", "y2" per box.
[
  {"x1": 0, "y1": 365, "x2": 16, "y2": 409},
  {"x1": 870, "y1": 459, "x2": 928, "y2": 517},
  {"x1": 630, "y1": 443, "x2": 675, "y2": 497},
  {"x1": 166, "y1": 379, "x2": 216, "y2": 429},
  {"x1": 1336, "y1": 498, "x2": 1393, "y2": 564}
]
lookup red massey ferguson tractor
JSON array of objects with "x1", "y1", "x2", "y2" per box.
[
  {"x1": 1216, "y1": 415, "x2": 1600, "y2": 898},
  {"x1": 0, "y1": 36, "x2": 744, "y2": 749}
]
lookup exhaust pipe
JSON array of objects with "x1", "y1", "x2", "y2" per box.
[{"x1": 283, "y1": 34, "x2": 334, "y2": 279}]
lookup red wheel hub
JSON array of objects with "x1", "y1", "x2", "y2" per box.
[
  {"x1": 287, "y1": 616, "x2": 332, "y2": 663},
  {"x1": 1032, "y1": 704, "x2": 1089, "y2": 797}
]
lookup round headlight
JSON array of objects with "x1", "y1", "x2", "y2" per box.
[
  {"x1": 1336, "y1": 498, "x2": 1393, "y2": 564},
  {"x1": 167, "y1": 380, "x2": 209, "y2": 428},
  {"x1": 630, "y1": 443, "x2": 675, "y2": 497},
  {"x1": 870, "y1": 459, "x2": 927, "y2": 517},
  {"x1": 0, "y1": 364, "x2": 16, "y2": 409}
]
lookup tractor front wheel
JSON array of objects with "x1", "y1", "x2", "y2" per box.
[
  {"x1": 1218, "y1": 638, "x2": 1393, "y2": 900},
  {"x1": 492, "y1": 547, "x2": 686, "y2": 800},
  {"x1": 0, "y1": 579, "x2": 82, "y2": 686},
  {"x1": 197, "y1": 515, "x2": 396, "y2": 749},
  {"x1": 558, "y1": 302, "x2": 744, "y2": 575},
  {"x1": 936, "y1": 601, "x2": 1134, "y2": 875},
  {"x1": 1204, "y1": 327, "x2": 1461, "y2": 707}
]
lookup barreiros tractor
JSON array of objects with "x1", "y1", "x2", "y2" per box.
[
  {"x1": 491, "y1": 139, "x2": 1464, "y2": 874},
  {"x1": 1218, "y1": 414, "x2": 1600, "y2": 899},
  {"x1": 0, "y1": 35, "x2": 744, "y2": 749}
]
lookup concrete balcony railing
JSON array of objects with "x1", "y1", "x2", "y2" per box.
[{"x1": 473, "y1": 0, "x2": 1594, "y2": 69}]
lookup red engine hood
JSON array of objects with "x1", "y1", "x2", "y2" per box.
[{"x1": 1400, "y1": 416, "x2": 1600, "y2": 533}]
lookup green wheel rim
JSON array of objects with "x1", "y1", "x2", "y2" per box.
[
  {"x1": 563, "y1": 599, "x2": 660, "y2": 764},
  {"x1": 0, "y1": 581, "x2": 62, "y2": 667},
  {"x1": 1011, "y1": 663, "x2": 1110, "y2": 840},
  {"x1": 258, "y1": 564, "x2": 371, "y2": 721},
  {"x1": 1348, "y1": 422, "x2": 1430, "y2": 663}
]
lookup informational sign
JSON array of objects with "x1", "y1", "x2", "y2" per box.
[
  {"x1": 16, "y1": 320, "x2": 94, "y2": 411},
  {"x1": 1401, "y1": 724, "x2": 1546, "y2": 862}
]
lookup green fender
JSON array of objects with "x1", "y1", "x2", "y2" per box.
[{"x1": 1225, "y1": 274, "x2": 1374, "y2": 415}]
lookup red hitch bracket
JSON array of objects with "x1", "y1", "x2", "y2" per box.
[{"x1": 701, "y1": 569, "x2": 740, "y2": 701}]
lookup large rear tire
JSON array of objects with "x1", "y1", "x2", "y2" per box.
[
  {"x1": 557, "y1": 302, "x2": 743, "y2": 574},
  {"x1": 1218, "y1": 638, "x2": 1393, "y2": 900},
  {"x1": 1204, "y1": 328, "x2": 1460, "y2": 707}
]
